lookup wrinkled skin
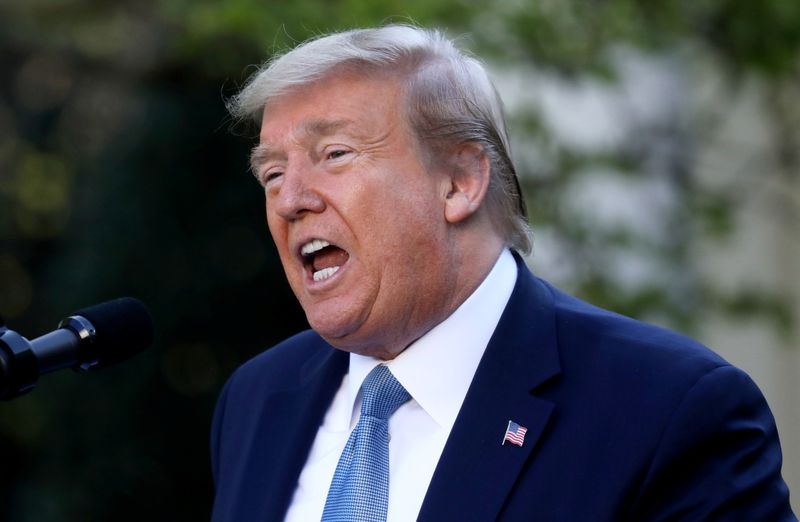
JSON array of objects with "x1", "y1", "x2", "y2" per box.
[{"x1": 255, "y1": 71, "x2": 503, "y2": 359}]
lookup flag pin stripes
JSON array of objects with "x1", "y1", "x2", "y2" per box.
[{"x1": 502, "y1": 420, "x2": 527, "y2": 447}]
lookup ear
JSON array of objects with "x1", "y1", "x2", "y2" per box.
[{"x1": 444, "y1": 142, "x2": 491, "y2": 224}]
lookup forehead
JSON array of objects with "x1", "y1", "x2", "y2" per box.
[{"x1": 258, "y1": 72, "x2": 405, "y2": 143}]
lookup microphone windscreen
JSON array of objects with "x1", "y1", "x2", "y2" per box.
[{"x1": 72, "y1": 297, "x2": 155, "y2": 369}]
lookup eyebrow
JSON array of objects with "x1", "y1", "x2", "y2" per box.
[
  {"x1": 249, "y1": 144, "x2": 278, "y2": 175},
  {"x1": 299, "y1": 117, "x2": 352, "y2": 137},
  {"x1": 249, "y1": 118, "x2": 355, "y2": 174}
]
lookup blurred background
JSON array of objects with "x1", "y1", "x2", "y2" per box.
[{"x1": 1, "y1": 0, "x2": 798, "y2": 519}]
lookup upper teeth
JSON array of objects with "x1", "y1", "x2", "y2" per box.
[{"x1": 301, "y1": 239, "x2": 330, "y2": 256}]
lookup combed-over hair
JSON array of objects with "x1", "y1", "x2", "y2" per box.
[{"x1": 228, "y1": 24, "x2": 532, "y2": 254}]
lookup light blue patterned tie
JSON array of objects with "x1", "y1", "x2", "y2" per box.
[{"x1": 321, "y1": 365, "x2": 411, "y2": 522}]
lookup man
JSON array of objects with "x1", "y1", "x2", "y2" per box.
[{"x1": 211, "y1": 25, "x2": 795, "y2": 521}]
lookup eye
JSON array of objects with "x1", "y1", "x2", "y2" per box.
[
  {"x1": 325, "y1": 148, "x2": 352, "y2": 161},
  {"x1": 259, "y1": 169, "x2": 283, "y2": 186}
]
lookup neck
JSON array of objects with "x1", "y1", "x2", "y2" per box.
[{"x1": 375, "y1": 234, "x2": 505, "y2": 361}]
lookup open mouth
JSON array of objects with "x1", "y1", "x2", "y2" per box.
[{"x1": 300, "y1": 239, "x2": 350, "y2": 282}]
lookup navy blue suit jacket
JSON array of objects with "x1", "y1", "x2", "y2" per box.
[{"x1": 211, "y1": 259, "x2": 795, "y2": 521}]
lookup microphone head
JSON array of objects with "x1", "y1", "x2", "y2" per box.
[{"x1": 69, "y1": 297, "x2": 155, "y2": 370}]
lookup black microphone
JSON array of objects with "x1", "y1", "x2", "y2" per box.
[{"x1": 0, "y1": 297, "x2": 155, "y2": 400}]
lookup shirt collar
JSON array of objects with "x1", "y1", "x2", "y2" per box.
[{"x1": 343, "y1": 249, "x2": 518, "y2": 431}]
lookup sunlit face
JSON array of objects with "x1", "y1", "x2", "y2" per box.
[{"x1": 255, "y1": 72, "x2": 461, "y2": 359}]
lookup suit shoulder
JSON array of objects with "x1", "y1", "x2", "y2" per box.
[
  {"x1": 540, "y1": 279, "x2": 729, "y2": 383},
  {"x1": 224, "y1": 329, "x2": 334, "y2": 394}
]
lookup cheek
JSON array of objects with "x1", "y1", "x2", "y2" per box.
[
  {"x1": 368, "y1": 205, "x2": 444, "y2": 276},
  {"x1": 265, "y1": 207, "x2": 282, "y2": 241},
  {"x1": 266, "y1": 211, "x2": 293, "y2": 264}
]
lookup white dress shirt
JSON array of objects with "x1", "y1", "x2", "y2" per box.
[{"x1": 284, "y1": 249, "x2": 518, "y2": 522}]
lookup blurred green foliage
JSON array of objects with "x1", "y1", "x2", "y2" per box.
[{"x1": 0, "y1": 0, "x2": 798, "y2": 520}]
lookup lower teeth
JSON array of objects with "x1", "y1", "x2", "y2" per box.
[{"x1": 313, "y1": 266, "x2": 340, "y2": 282}]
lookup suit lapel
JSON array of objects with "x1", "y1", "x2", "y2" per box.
[
  {"x1": 246, "y1": 343, "x2": 349, "y2": 521},
  {"x1": 418, "y1": 260, "x2": 561, "y2": 521}
]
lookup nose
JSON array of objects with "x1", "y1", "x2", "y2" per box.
[{"x1": 271, "y1": 160, "x2": 326, "y2": 221}]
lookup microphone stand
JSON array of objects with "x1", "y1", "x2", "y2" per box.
[{"x1": 0, "y1": 324, "x2": 38, "y2": 399}]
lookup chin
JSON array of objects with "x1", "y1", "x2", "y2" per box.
[
  {"x1": 308, "y1": 318, "x2": 383, "y2": 356},
  {"x1": 301, "y1": 294, "x2": 374, "y2": 346},
  {"x1": 306, "y1": 312, "x2": 360, "y2": 345}
]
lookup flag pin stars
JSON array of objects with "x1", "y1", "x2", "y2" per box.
[{"x1": 502, "y1": 420, "x2": 527, "y2": 447}]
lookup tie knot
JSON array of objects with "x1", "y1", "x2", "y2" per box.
[{"x1": 360, "y1": 365, "x2": 411, "y2": 420}]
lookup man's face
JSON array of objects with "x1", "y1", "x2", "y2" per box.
[{"x1": 255, "y1": 72, "x2": 460, "y2": 359}]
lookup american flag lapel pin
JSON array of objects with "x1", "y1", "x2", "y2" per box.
[{"x1": 502, "y1": 420, "x2": 528, "y2": 447}]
